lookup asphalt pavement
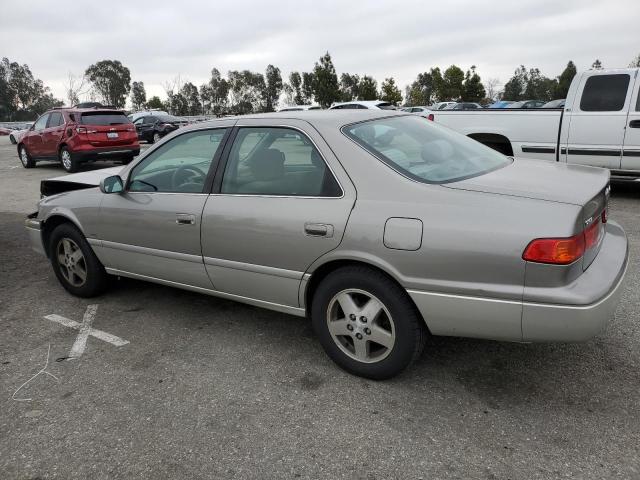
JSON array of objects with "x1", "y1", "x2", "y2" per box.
[{"x1": 1, "y1": 136, "x2": 639, "y2": 479}]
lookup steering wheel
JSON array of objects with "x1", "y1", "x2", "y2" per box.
[{"x1": 171, "y1": 165, "x2": 207, "y2": 191}]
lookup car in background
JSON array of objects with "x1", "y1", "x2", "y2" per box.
[
  {"x1": 133, "y1": 114, "x2": 185, "y2": 143},
  {"x1": 428, "y1": 102, "x2": 457, "y2": 110},
  {"x1": 543, "y1": 99, "x2": 566, "y2": 108},
  {"x1": 507, "y1": 100, "x2": 546, "y2": 108},
  {"x1": 329, "y1": 100, "x2": 396, "y2": 110},
  {"x1": 443, "y1": 102, "x2": 483, "y2": 110},
  {"x1": 279, "y1": 105, "x2": 322, "y2": 112},
  {"x1": 17, "y1": 107, "x2": 139, "y2": 173},
  {"x1": 402, "y1": 106, "x2": 431, "y2": 114},
  {"x1": 128, "y1": 110, "x2": 169, "y2": 123},
  {"x1": 0, "y1": 126, "x2": 11, "y2": 136},
  {"x1": 488, "y1": 101, "x2": 514, "y2": 108}
]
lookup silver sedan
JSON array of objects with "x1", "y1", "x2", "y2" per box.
[{"x1": 26, "y1": 111, "x2": 628, "y2": 379}]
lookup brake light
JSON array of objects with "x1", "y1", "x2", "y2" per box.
[
  {"x1": 523, "y1": 212, "x2": 605, "y2": 265},
  {"x1": 75, "y1": 127, "x2": 97, "y2": 134},
  {"x1": 427, "y1": 113, "x2": 434, "y2": 121}
]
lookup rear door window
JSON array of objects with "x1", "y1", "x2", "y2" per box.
[
  {"x1": 33, "y1": 114, "x2": 50, "y2": 131},
  {"x1": 80, "y1": 112, "x2": 130, "y2": 125},
  {"x1": 580, "y1": 74, "x2": 630, "y2": 112},
  {"x1": 47, "y1": 112, "x2": 64, "y2": 128}
]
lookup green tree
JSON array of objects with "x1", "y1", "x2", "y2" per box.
[
  {"x1": 440, "y1": 65, "x2": 465, "y2": 101},
  {"x1": 461, "y1": 66, "x2": 486, "y2": 102},
  {"x1": 311, "y1": 52, "x2": 340, "y2": 108},
  {"x1": 145, "y1": 96, "x2": 164, "y2": 110},
  {"x1": 358, "y1": 75, "x2": 378, "y2": 100},
  {"x1": 524, "y1": 68, "x2": 556, "y2": 101},
  {"x1": 554, "y1": 61, "x2": 576, "y2": 99},
  {"x1": 629, "y1": 54, "x2": 640, "y2": 68},
  {"x1": 301, "y1": 72, "x2": 315, "y2": 103},
  {"x1": 380, "y1": 77, "x2": 402, "y2": 104},
  {"x1": 228, "y1": 70, "x2": 265, "y2": 114},
  {"x1": 502, "y1": 65, "x2": 528, "y2": 100},
  {"x1": 406, "y1": 71, "x2": 435, "y2": 106},
  {"x1": 202, "y1": 68, "x2": 229, "y2": 115},
  {"x1": 84, "y1": 59, "x2": 131, "y2": 108},
  {"x1": 264, "y1": 64, "x2": 283, "y2": 112},
  {"x1": 592, "y1": 59, "x2": 602, "y2": 69},
  {"x1": 180, "y1": 82, "x2": 202, "y2": 115},
  {"x1": 339, "y1": 73, "x2": 360, "y2": 101},
  {"x1": 430, "y1": 67, "x2": 445, "y2": 101},
  {"x1": 289, "y1": 72, "x2": 304, "y2": 105},
  {"x1": 130, "y1": 81, "x2": 146, "y2": 110}
]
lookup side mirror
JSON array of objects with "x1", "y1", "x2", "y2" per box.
[{"x1": 100, "y1": 175, "x2": 124, "y2": 194}]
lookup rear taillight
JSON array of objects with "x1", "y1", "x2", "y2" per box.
[
  {"x1": 427, "y1": 113, "x2": 434, "y2": 121},
  {"x1": 523, "y1": 212, "x2": 605, "y2": 265},
  {"x1": 75, "y1": 127, "x2": 97, "y2": 134}
]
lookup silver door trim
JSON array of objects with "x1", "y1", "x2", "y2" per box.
[
  {"x1": 203, "y1": 256, "x2": 304, "y2": 280},
  {"x1": 104, "y1": 267, "x2": 306, "y2": 317},
  {"x1": 101, "y1": 239, "x2": 203, "y2": 264}
]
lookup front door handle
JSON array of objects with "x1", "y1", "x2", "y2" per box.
[
  {"x1": 629, "y1": 119, "x2": 640, "y2": 128},
  {"x1": 176, "y1": 213, "x2": 196, "y2": 225},
  {"x1": 304, "y1": 223, "x2": 334, "y2": 237}
]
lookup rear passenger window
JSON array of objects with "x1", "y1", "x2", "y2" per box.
[
  {"x1": 47, "y1": 112, "x2": 64, "y2": 127},
  {"x1": 221, "y1": 127, "x2": 342, "y2": 197},
  {"x1": 580, "y1": 74, "x2": 630, "y2": 112}
]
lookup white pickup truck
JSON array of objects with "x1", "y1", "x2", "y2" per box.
[{"x1": 429, "y1": 68, "x2": 640, "y2": 180}]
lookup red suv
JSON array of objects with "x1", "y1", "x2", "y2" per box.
[{"x1": 17, "y1": 107, "x2": 140, "y2": 173}]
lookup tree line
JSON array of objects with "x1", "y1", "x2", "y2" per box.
[{"x1": 2, "y1": 53, "x2": 640, "y2": 121}]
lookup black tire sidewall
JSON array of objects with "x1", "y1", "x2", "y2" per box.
[
  {"x1": 49, "y1": 223, "x2": 108, "y2": 298},
  {"x1": 311, "y1": 267, "x2": 424, "y2": 380}
]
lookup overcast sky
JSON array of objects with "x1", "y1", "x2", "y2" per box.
[{"x1": 1, "y1": 0, "x2": 639, "y2": 103}]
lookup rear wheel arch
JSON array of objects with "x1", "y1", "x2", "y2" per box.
[
  {"x1": 304, "y1": 259, "x2": 428, "y2": 330},
  {"x1": 467, "y1": 133, "x2": 514, "y2": 156}
]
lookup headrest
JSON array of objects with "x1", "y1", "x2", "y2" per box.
[{"x1": 250, "y1": 149, "x2": 285, "y2": 181}]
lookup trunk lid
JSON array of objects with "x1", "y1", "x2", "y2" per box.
[{"x1": 446, "y1": 158, "x2": 610, "y2": 206}]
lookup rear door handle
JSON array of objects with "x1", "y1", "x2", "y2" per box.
[
  {"x1": 176, "y1": 213, "x2": 196, "y2": 225},
  {"x1": 304, "y1": 223, "x2": 334, "y2": 237},
  {"x1": 629, "y1": 120, "x2": 640, "y2": 128}
]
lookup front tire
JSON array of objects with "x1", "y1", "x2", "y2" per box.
[
  {"x1": 151, "y1": 132, "x2": 161, "y2": 144},
  {"x1": 18, "y1": 145, "x2": 35, "y2": 168},
  {"x1": 60, "y1": 146, "x2": 79, "y2": 173},
  {"x1": 49, "y1": 223, "x2": 109, "y2": 297},
  {"x1": 311, "y1": 266, "x2": 427, "y2": 380}
]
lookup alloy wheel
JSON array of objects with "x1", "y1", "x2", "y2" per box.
[
  {"x1": 326, "y1": 289, "x2": 396, "y2": 363},
  {"x1": 61, "y1": 150, "x2": 72, "y2": 170},
  {"x1": 19, "y1": 147, "x2": 29, "y2": 167},
  {"x1": 56, "y1": 238, "x2": 87, "y2": 287},
  {"x1": 153, "y1": 133, "x2": 161, "y2": 143}
]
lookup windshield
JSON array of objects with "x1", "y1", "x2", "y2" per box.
[
  {"x1": 80, "y1": 112, "x2": 129, "y2": 125},
  {"x1": 343, "y1": 115, "x2": 511, "y2": 184}
]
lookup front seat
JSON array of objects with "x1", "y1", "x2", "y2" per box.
[{"x1": 237, "y1": 148, "x2": 288, "y2": 194}]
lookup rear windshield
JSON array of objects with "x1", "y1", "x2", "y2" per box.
[
  {"x1": 80, "y1": 112, "x2": 129, "y2": 125},
  {"x1": 377, "y1": 103, "x2": 396, "y2": 110},
  {"x1": 343, "y1": 115, "x2": 511, "y2": 184}
]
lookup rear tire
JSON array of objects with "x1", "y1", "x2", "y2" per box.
[
  {"x1": 18, "y1": 145, "x2": 35, "y2": 168},
  {"x1": 60, "y1": 146, "x2": 79, "y2": 173},
  {"x1": 49, "y1": 223, "x2": 109, "y2": 298},
  {"x1": 311, "y1": 266, "x2": 427, "y2": 380}
]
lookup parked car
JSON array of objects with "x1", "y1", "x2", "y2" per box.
[
  {"x1": 443, "y1": 102, "x2": 483, "y2": 110},
  {"x1": 543, "y1": 99, "x2": 566, "y2": 108},
  {"x1": 17, "y1": 107, "x2": 139, "y2": 173},
  {"x1": 402, "y1": 106, "x2": 431, "y2": 114},
  {"x1": 8, "y1": 123, "x2": 33, "y2": 144},
  {"x1": 329, "y1": 100, "x2": 396, "y2": 110},
  {"x1": 133, "y1": 114, "x2": 184, "y2": 143},
  {"x1": 506, "y1": 100, "x2": 546, "y2": 108},
  {"x1": 488, "y1": 101, "x2": 514, "y2": 108},
  {"x1": 427, "y1": 68, "x2": 640, "y2": 180},
  {"x1": 128, "y1": 110, "x2": 169, "y2": 123},
  {"x1": 278, "y1": 105, "x2": 322, "y2": 112},
  {"x1": 0, "y1": 126, "x2": 11, "y2": 136},
  {"x1": 429, "y1": 102, "x2": 457, "y2": 110},
  {"x1": 26, "y1": 110, "x2": 627, "y2": 379}
]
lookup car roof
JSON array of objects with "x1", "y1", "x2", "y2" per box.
[
  {"x1": 330, "y1": 100, "x2": 390, "y2": 108},
  {"x1": 180, "y1": 110, "x2": 407, "y2": 133}
]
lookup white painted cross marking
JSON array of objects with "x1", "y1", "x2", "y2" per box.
[{"x1": 45, "y1": 305, "x2": 129, "y2": 359}]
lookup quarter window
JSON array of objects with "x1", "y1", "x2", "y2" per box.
[
  {"x1": 221, "y1": 127, "x2": 342, "y2": 197},
  {"x1": 580, "y1": 74, "x2": 630, "y2": 112},
  {"x1": 128, "y1": 129, "x2": 227, "y2": 193}
]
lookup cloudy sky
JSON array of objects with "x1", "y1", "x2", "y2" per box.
[{"x1": 1, "y1": 0, "x2": 639, "y2": 103}]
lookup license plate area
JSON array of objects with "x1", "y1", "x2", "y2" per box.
[{"x1": 107, "y1": 132, "x2": 119, "y2": 139}]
